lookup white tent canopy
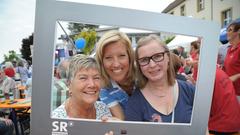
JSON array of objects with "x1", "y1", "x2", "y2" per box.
[{"x1": 167, "y1": 35, "x2": 198, "y2": 51}]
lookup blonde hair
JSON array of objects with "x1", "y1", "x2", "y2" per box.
[
  {"x1": 95, "y1": 30, "x2": 135, "y2": 87},
  {"x1": 135, "y1": 34, "x2": 175, "y2": 89},
  {"x1": 67, "y1": 54, "x2": 100, "y2": 82}
]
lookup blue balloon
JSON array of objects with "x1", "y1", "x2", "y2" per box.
[
  {"x1": 75, "y1": 38, "x2": 86, "y2": 49},
  {"x1": 219, "y1": 27, "x2": 228, "y2": 44}
]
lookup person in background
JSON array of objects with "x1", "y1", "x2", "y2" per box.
[
  {"x1": 217, "y1": 43, "x2": 230, "y2": 68},
  {"x1": 125, "y1": 34, "x2": 195, "y2": 123},
  {"x1": 177, "y1": 46, "x2": 187, "y2": 59},
  {"x1": 52, "y1": 54, "x2": 112, "y2": 119},
  {"x1": 171, "y1": 53, "x2": 187, "y2": 81},
  {"x1": 171, "y1": 49, "x2": 179, "y2": 56},
  {"x1": 0, "y1": 68, "x2": 16, "y2": 99},
  {"x1": 95, "y1": 30, "x2": 136, "y2": 120},
  {"x1": 25, "y1": 77, "x2": 32, "y2": 98},
  {"x1": 11, "y1": 61, "x2": 17, "y2": 69},
  {"x1": 208, "y1": 68, "x2": 240, "y2": 135},
  {"x1": 3, "y1": 62, "x2": 15, "y2": 78},
  {"x1": 52, "y1": 59, "x2": 70, "y2": 110},
  {"x1": 15, "y1": 61, "x2": 29, "y2": 85},
  {"x1": 0, "y1": 117, "x2": 14, "y2": 135},
  {"x1": 186, "y1": 41, "x2": 200, "y2": 83},
  {"x1": 27, "y1": 60, "x2": 32, "y2": 78},
  {"x1": 171, "y1": 49, "x2": 185, "y2": 75},
  {"x1": 223, "y1": 19, "x2": 240, "y2": 97}
]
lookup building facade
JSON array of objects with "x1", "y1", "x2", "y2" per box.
[{"x1": 162, "y1": 0, "x2": 240, "y2": 28}]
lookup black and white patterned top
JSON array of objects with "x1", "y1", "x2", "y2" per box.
[{"x1": 52, "y1": 101, "x2": 112, "y2": 119}]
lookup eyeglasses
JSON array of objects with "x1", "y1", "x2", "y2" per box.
[{"x1": 138, "y1": 51, "x2": 169, "y2": 66}]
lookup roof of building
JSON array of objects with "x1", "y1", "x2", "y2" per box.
[{"x1": 162, "y1": 0, "x2": 186, "y2": 13}]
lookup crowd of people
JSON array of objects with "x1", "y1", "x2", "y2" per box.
[
  {"x1": 0, "y1": 60, "x2": 32, "y2": 134},
  {"x1": 51, "y1": 19, "x2": 239, "y2": 135},
  {"x1": 1, "y1": 19, "x2": 239, "y2": 135}
]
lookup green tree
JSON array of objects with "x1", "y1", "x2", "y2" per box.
[
  {"x1": 20, "y1": 33, "x2": 33, "y2": 63},
  {"x1": 164, "y1": 36, "x2": 175, "y2": 44},
  {"x1": 73, "y1": 30, "x2": 97, "y2": 55},
  {"x1": 3, "y1": 50, "x2": 19, "y2": 62},
  {"x1": 68, "y1": 23, "x2": 99, "y2": 35},
  {"x1": 67, "y1": 23, "x2": 98, "y2": 55}
]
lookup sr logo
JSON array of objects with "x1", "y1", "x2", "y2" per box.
[{"x1": 52, "y1": 121, "x2": 68, "y2": 134}]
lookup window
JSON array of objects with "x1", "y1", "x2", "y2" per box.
[
  {"x1": 180, "y1": 5, "x2": 185, "y2": 16},
  {"x1": 197, "y1": 0, "x2": 204, "y2": 12},
  {"x1": 222, "y1": 9, "x2": 232, "y2": 27},
  {"x1": 170, "y1": 11, "x2": 174, "y2": 15}
]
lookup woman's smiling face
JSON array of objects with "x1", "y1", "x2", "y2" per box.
[
  {"x1": 137, "y1": 40, "x2": 169, "y2": 82},
  {"x1": 103, "y1": 41, "x2": 130, "y2": 84},
  {"x1": 69, "y1": 67, "x2": 101, "y2": 105}
]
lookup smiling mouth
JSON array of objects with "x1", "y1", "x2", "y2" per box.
[
  {"x1": 149, "y1": 69, "x2": 160, "y2": 74},
  {"x1": 112, "y1": 69, "x2": 122, "y2": 73},
  {"x1": 83, "y1": 91, "x2": 97, "y2": 95}
]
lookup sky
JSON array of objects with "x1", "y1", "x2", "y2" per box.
[{"x1": 0, "y1": 0, "x2": 174, "y2": 62}]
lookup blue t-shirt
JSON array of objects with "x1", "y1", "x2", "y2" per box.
[
  {"x1": 99, "y1": 80, "x2": 136, "y2": 110},
  {"x1": 125, "y1": 80, "x2": 195, "y2": 123}
]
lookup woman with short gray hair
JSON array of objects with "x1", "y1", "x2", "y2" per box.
[{"x1": 52, "y1": 54, "x2": 112, "y2": 119}]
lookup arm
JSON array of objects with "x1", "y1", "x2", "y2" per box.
[
  {"x1": 105, "y1": 131, "x2": 114, "y2": 135},
  {"x1": 99, "y1": 88, "x2": 125, "y2": 120},
  {"x1": 185, "y1": 74, "x2": 196, "y2": 85},
  {"x1": 0, "y1": 117, "x2": 13, "y2": 126},
  {"x1": 186, "y1": 58, "x2": 198, "y2": 66},
  {"x1": 109, "y1": 104, "x2": 125, "y2": 120},
  {"x1": 186, "y1": 53, "x2": 199, "y2": 66},
  {"x1": 208, "y1": 69, "x2": 240, "y2": 132},
  {"x1": 229, "y1": 73, "x2": 240, "y2": 82}
]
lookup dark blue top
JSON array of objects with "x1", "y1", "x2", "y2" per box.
[{"x1": 125, "y1": 80, "x2": 195, "y2": 123}]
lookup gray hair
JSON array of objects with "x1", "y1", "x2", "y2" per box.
[
  {"x1": 67, "y1": 54, "x2": 100, "y2": 82},
  {"x1": 4, "y1": 61, "x2": 14, "y2": 68}
]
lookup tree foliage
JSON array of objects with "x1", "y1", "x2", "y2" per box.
[
  {"x1": 164, "y1": 36, "x2": 175, "y2": 44},
  {"x1": 20, "y1": 33, "x2": 33, "y2": 63},
  {"x1": 73, "y1": 30, "x2": 97, "y2": 55},
  {"x1": 67, "y1": 23, "x2": 99, "y2": 35},
  {"x1": 3, "y1": 50, "x2": 19, "y2": 62},
  {"x1": 67, "y1": 23, "x2": 99, "y2": 55}
]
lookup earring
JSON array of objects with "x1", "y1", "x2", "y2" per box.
[{"x1": 69, "y1": 91, "x2": 72, "y2": 97}]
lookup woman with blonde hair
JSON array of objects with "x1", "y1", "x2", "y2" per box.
[
  {"x1": 95, "y1": 30, "x2": 136, "y2": 120},
  {"x1": 125, "y1": 34, "x2": 195, "y2": 123}
]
